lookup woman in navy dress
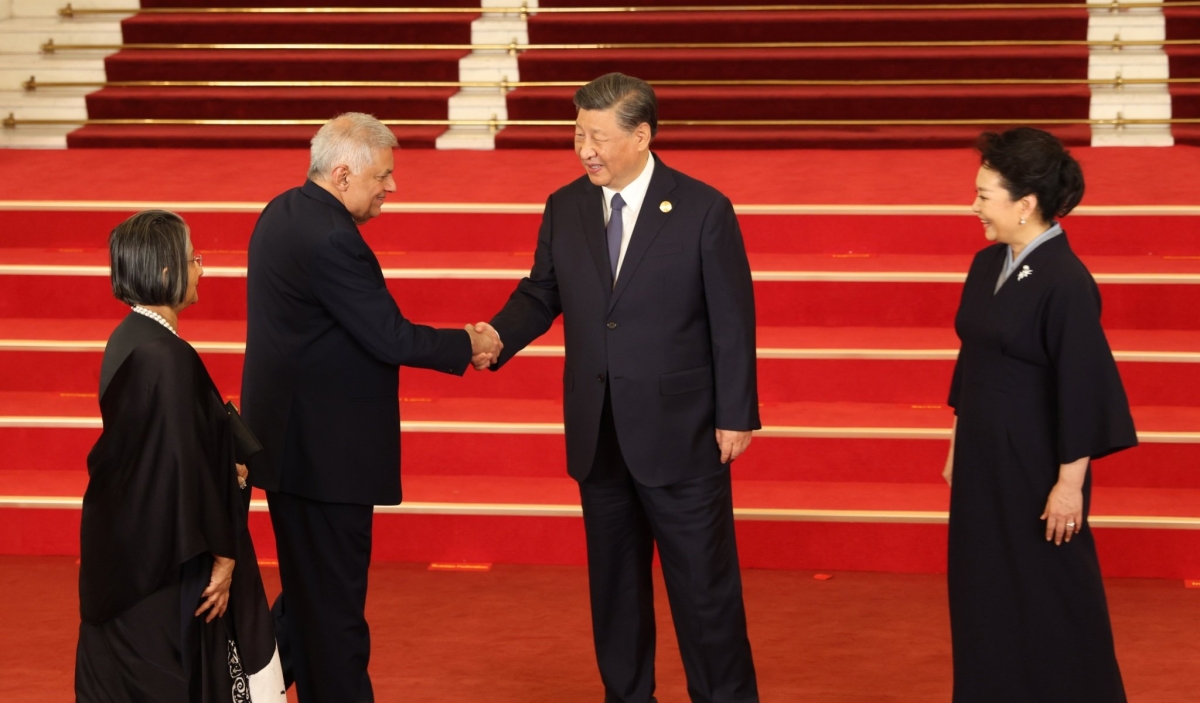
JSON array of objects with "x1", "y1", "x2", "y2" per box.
[{"x1": 944, "y1": 128, "x2": 1137, "y2": 702}]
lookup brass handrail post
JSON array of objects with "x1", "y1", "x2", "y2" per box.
[
  {"x1": 508, "y1": 40, "x2": 518, "y2": 56},
  {"x1": 3, "y1": 113, "x2": 15, "y2": 129},
  {"x1": 58, "y1": 3, "x2": 74, "y2": 18},
  {"x1": 23, "y1": 76, "x2": 36, "y2": 91},
  {"x1": 42, "y1": 38, "x2": 56, "y2": 54},
  {"x1": 519, "y1": 2, "x2": 528, "y2": 20},
  {"x1": 1116, "y1": 111, "x2": 1126, "y2": 129},
  {"x1": 1113, "y1": 32, "x2": 1122, "y2": 51},
  {"x1": 499, "y1": 77, "x2": 509, "y2": 95},
  {"x1": 1114, "y1": 70, "x2": 1124, "y2": 90},
  {"x1": 488, "y1": 114, "x2": 499, "y2": 134}
]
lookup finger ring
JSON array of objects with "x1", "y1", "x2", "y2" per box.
[{"x1": 1066, "y1": 522, "x2": 1076, "y2": 528}]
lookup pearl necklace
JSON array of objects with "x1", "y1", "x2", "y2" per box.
[{"x1": 131, "y1": 305, "x2": 178, "y2": 336}]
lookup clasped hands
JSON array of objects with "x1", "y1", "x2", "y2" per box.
[{"x1": 466, "y1": 322, "x2": 502, "y2": 370}]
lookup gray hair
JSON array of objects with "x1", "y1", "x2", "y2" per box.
[
  {"x1": 574, "y1": 73, "x2": 658, "y2": 139},
  {"x1": 308, "y1": 112, "x2": 399, "y2": 180},
  {"x1": 109, "y1": 210, "x2": 192, "y2": 308}
]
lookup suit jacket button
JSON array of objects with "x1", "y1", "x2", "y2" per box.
[
  {"x1": 597, "y1": 374, "x2": 606, "y2": 383},
  {"x1": 606, "y1": 321, "x2": 617, "y2": 329}
]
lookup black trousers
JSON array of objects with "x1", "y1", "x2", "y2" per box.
[
  {"x1": 579, "y1": 393, "x2": 759, "y2": 703},
  {"x1": 267, "y1": 490, "x2": 374, "y2": 703}
]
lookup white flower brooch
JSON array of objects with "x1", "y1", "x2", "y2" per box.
[{"x1": 1017, "y1": 264, "x2": 1033, "y2": 281}]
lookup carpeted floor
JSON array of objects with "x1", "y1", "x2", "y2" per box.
[
  {"x1": 2, "y1": 146, "x2": 1198, "y2": 206},
  {"x1": 3, "y1": 556, "x2": 1197, "y2": 702}
]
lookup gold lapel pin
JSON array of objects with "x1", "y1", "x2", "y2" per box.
[{"x1": 659, "y1": 201, "x2": 673, "y2": 213}]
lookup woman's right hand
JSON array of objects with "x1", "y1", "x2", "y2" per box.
[{"x1": 195, "y1": 555, "x2": 235, "y2": 622}]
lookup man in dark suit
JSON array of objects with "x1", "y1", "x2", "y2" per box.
[
  {"x1": 479, "y1": 74, "x2": 760, "y2": 703},
  {"x1": 241, "y1": 112, "x2": 499, "y2": 702}
]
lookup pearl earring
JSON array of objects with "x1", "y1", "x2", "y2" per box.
[{"x1": 1019, "y1": 218, "x2": 1026, "y2": 225}]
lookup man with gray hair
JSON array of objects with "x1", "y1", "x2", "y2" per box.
[
  {"x1": 241, "y1": 112, "x2": 500, "y2": 702},
  {"x1": 479, "y1": 73, "x2": 760, "y2": 702}
]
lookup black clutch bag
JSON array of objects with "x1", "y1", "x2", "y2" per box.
[{"x1": 225, "y1": 401, "x2": 264, "y2": 464}]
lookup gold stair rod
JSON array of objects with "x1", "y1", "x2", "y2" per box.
[
  {"x1": 54, "y1": 1, "x2": 1200, "y2": 16},
  {"x1": 6, "y1": 114, "x2": 1199, "y2": 129},
  {"x1": 39, "y1": 38, "x2": 1200, "y2": 53},
  {"x1": 22, "y1": 76, "x2": 1200, "y2": 91}
]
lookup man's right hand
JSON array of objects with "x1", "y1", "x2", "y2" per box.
[{"x1": 466, "y1": 322, "x2": 502, "y2": 370}]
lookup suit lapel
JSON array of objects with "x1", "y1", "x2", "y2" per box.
[
  {"x1": 579, "y1": 182, "x2": 614, "y2": 293},
  {"x1": 608, "y1": 161, "x2": 678, "y2": 313}
]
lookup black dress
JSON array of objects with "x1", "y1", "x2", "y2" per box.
[
  {"x1": 75, "y1": 313, "x2": 282, "y2": 702},
  {"x1": 947, "y1": 233, "x2": 1138, "y2": 702}
]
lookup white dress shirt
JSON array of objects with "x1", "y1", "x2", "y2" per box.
[{"x1": 602, "y1": 153, "x2": 656, "y2": 281}]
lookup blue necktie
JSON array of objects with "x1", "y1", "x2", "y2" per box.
[{"x1": 607, "y1": 193, "x2": 625, "y2": 279}]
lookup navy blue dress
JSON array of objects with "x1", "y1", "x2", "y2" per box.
[{"x1": 947, "y1": 233, "x2": 1137, "y2": 702}]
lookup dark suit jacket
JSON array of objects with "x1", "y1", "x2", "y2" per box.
[
  {"x1": 491, "y1": 156, "x2": 760, "y2": 487},
  {"x1": 241, "y1": 180, "x2": 471, "y2": 506}
]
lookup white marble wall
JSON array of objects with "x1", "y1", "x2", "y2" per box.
[
  {"x1": 437, "y1": 0, "x2": 539, "y2": 150},
  {"x1": 1088, "y1": 0, "x2": 1175, "y2": 146}
]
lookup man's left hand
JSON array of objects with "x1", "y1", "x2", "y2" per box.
[{"x1": 716, "y1": 429, "x2": 752, "y2": 464}]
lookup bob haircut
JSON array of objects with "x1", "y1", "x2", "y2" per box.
[{"x1": 109, "y1": 209, "x2": 192, "y2": 307}]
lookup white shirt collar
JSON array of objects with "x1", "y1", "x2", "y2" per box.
[{"x1": 602, "y1": 152, "x2": 655, "y2": 217}]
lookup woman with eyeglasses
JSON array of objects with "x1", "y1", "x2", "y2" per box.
[{"x1": 75, "y1": 210, "x2": 284, "y2": 702}]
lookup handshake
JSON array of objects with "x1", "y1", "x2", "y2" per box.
[{"x1": 465, "y1": 322, "x2": 502, "y2": 371}]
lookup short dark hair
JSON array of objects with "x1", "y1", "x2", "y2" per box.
[
  {"x1": 574, "y1": 72, "x2": 658, "y2": 139},
  {"x1": 975, "y1": 127, "x2": 1085, "y2": 221},
  {"x1": 109, "y1": 210, "x2": 191, "y2": 307}
]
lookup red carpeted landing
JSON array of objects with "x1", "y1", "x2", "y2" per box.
[
  {"x1": 2, "y1": 147, "x2": 1200, "y2": 578},
  {"x1": 3, "y1": 146, "x2": 1197, "y2": 205},
  {"x1": 4, "y1": 556, "x2": 1199, "y2": 702}
]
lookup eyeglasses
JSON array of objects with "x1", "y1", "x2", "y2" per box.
[{"x1": 189, "y1": 254, "x2": 203, "y2": 267}]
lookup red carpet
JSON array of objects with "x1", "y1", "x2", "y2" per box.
[
  {"x1": 140, "y1": 0, "x2": 480, "y2": 6},
  {"x1": 1168, "y1": 7, "x2": 1200, "y2": 145},
  {"x1": 60, "y1": 2, "x2": 1112, "y2": 148},
  {"x1": 504, "y1": 85, "x2": 1093, "y2": 121},
  {"x1": 514, "y1": 46, "x2": 1091, "y2": 82},
  {"x1": 69, "y1": 5, "x2": 477, "y2": 148},
  {"x1": 2, "y1": 146, "x2": 1200, "y2": 578},
  {"x1": 85, "y1": 86, "x2": 459, "y2": 120},
  {"x1": 103, "y1": 49, "x2": 469, "y2": 82},
  {"x1": 4, "y1": 556, "x2": 1199, "y2": 702},
  {"x1": 119, "y1": 12, "x2": 476, "y2": 44},
  {"x1": 493, "y1": 2, "x2": 1093, "y2": 148},
  {"x1": 525, "y1": 9, "x2": 1088, "y2": 44},
  {"x1": 3, "y1": 146, "x2": 1197, "y2": 205}
]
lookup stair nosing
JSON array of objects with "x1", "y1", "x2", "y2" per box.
[{"x1": 2, "y1": 496, "x2": 1197, "y2": 529}]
